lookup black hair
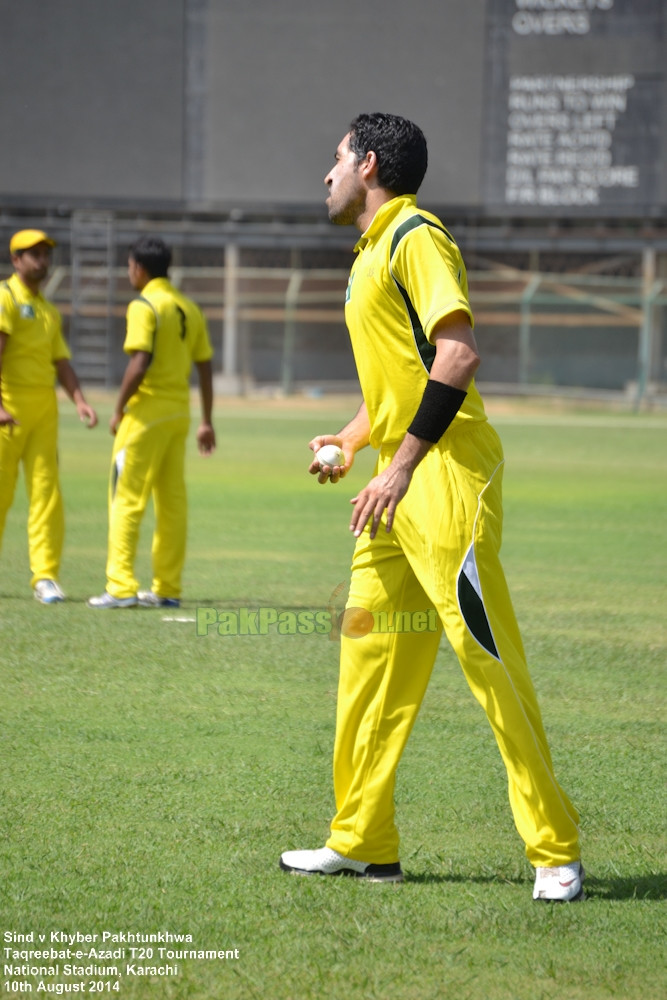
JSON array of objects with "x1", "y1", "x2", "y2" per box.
[
  {"x1": 348, "y1": 113, "x2": 428, "y2": 195},
  {"x1": 129, "y1": 236, "x2": 171, "y2": 278}
]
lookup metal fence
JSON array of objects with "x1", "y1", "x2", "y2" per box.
[
  {"x1": 2, "y1": 209, "x2": 666, "y2": 407},
  {"x1": 40, "y1": 261, "x2": 667, "y2": 409}
]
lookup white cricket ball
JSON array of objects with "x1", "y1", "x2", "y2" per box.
[{"x1": 316, "y1": 444, "x2": 345, "y2": 468}]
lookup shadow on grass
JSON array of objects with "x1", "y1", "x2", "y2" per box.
[
  {"x1": 583, "y1": 874, "x2": 667, "y2": 901},
  {"x1": 404, "y1": 872, "x2": 667, "y2": 900}
]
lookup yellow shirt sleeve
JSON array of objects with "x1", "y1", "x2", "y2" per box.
[
  {"x1": 391, "y1": 225, "x2": 474, "y2": 342},
  {"x1": 0, "y1": 282, "x2": 18, "y2": 334},
  {"x1": 124, "y1": 298, "x2": 157, "y2": 354},
  {"x1": 190, "y1": 307, "x2": 214, "y2": 363},
  {"x1": 52, "y1": 310, "x2": 71, "y2": 361}
]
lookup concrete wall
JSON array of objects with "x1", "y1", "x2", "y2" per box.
[
  {"x1": 0, "y1": 0, "x2": 664, "y2": 215},
  {"x1": 0, "y1": 0, "x2": 504, "y2": 209},
  {"x1": 199, "y1": 0, "x2": 486, "y2": 207},
  {"x1": 0, "y1": 0, "x2": 184, "y2": 201}
]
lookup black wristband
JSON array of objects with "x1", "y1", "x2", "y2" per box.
[{"x1": 407, "y1": 380, "x2": 467, "y2": 443}]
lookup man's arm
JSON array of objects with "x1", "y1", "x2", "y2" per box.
[
  {"x1": 349, "y1": 310, "x2": 480, "y2": 539},
  {"x1": 109, "y1": 350, "x2": 152, "y2": 434},
  {"x1": 309, "y1": 400, "x2": 371, "y2": 484},
  {"x1": 55, "y1": 358, "x2": 98, "y2": 428},
  {"x1": 195, "y1": 359, "x2": 215, "y2": 455}
]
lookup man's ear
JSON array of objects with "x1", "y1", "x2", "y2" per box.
[{"x1": 359, "y1": 149, "x2": 379, "y2": 181}]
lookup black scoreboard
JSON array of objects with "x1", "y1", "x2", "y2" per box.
[{"x1": 482, "y1": 0, "x2": 665, "y2": 214}]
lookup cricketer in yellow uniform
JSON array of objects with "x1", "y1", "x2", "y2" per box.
[
  {"x1": 100, "y1": 270, "x2": 214, "y2": 603},
  {"x1": 329, "y1": 194, "x2": 580, "y2": 867},
  {"x1": 0, "y1": 230, "x2": 97, "y2": 599},
  {"x1": 281, "y1": 115, "x2": 582, "y2": 899}
]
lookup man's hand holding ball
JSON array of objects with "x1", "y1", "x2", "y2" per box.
[{"x1": 310, "y1": 438, "x2": 349, "y2": 484}]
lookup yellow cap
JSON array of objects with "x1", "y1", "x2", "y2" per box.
[{"x1": 9, "y1": 229, "x2": 56, "y2": 254}]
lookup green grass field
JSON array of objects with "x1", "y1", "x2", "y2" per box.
[{"x1": 1, "y1": 394, "x2": 665, "y2": 1000}]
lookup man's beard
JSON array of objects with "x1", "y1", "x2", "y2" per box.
[{"x1": 328, "y1": 193, "x2": 365, "y2": 227}]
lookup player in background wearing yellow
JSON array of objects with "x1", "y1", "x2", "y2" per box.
[
  {"x1": 88, "y1": 236, "x2": 215, "y2": 610},
  {"x1": 280, "y1": 114, "x2": 584, "y2": 901},
  {"x1": 0, "y1": 229, "x2": 98, "y2": 604}
]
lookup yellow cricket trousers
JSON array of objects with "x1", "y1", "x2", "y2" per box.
[
  {"x1": 0, "y1": 388, "x2": 64, "y2": 587},
  {"x1": 106, "y1": 400, "x2": 189, "y2": 599},
  {"x1": 327, "y1": 420, "x2": 580, "y2": 868}
]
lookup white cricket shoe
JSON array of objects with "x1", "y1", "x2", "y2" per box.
[
  {"x1": 533, "y1": 861, "x2": 585, "y2": 901},
  {"x1": 87, "y1": 591, "x2": 138, "y2": 609},
  {"x1": 137, "y1": 590, "x2": 180, "y2": 608},
  {"x1": 279, "y1": 846, "x2": 403, "y2": 883},
  {"x1": 34, "y1": 580, "x2": 66, "y2": 604}
]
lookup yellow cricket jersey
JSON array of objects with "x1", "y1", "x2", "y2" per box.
[
  {"x1": 0, "y1": 273, "x2": 70, "y2": 391},
  {"x1": 124, "y1": 277, "x2": 213, "y2": 407},
  {"x1": 345, "y1": 195, "x2": 487, "y2": 448}
]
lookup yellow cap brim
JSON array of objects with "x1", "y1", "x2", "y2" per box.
[{"x1": 9, "y1": 229, "x2": 56, "y2": 253}]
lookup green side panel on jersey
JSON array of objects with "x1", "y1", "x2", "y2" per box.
[
  {"x1": 389, "y1": 215, "x2": 456, "y2": 374},
  {"x1": 392, "y1": 279, "x2": 436, "y2": 372},
  {"x1": 389, "y1": 214, "x2": 455, "y2": 260}
]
